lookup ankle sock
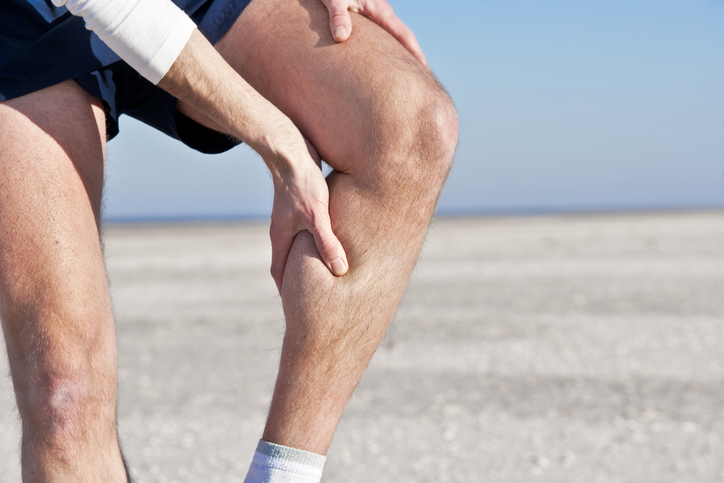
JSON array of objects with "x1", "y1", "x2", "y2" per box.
[{"x1": 243, "y1": 440, "x2": 326, "y2": 483}]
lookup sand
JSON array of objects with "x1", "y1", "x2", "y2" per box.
[{"x1": 1, "y1": 211, "x2": 723, "y2": 482}]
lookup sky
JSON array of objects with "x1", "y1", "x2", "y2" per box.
[{"x1": 104, "y1": 0, "x2": 724, "y2": 221}]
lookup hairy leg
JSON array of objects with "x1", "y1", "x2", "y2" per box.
[
  {"x1": 0, "y1": 81, "x2": 128, "y2": 482},
  {"x1": 180, "y1": 0, "x2": 457, "y2": 455}
]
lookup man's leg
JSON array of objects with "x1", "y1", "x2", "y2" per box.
[
  {"x1": 182, "y1": 0, "x2": 457, "y2": 456},
  {"x1": 0, "y1": 81, "x2": 128, "y2": 481}
]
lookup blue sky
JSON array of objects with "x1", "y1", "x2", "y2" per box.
[{"x1": 104, "y1": 0, "x2": 724, "y2": 220}]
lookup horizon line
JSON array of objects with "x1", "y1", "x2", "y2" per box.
[{"x1": 104, "y1": 202, "x2": 724, "y2": 225}]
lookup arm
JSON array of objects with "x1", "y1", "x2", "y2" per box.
[
  {"x1": 158, "y1": 29, "x2": 349, "y2": 291},
  {"x1": 54, "y1": 0, "x2": 348, "y2": 290}
]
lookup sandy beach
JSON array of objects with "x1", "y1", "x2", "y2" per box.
[{"x1": 1, "y1": 210, "x2": 723, "y2": 482}]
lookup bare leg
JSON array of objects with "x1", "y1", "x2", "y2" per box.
[
  {"x1": 181, "y1": 0, "x2": 458, "y2": 454},
  {"x1": 0, "y1": 82, "x2": 127, "y2": 481}
]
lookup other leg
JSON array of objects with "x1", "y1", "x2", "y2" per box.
[{"x1": 0, "y1": 82, "x2": 128, "y2": 482}]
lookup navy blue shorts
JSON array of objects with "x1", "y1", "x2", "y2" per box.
[{"x1": 0, "y1": 0, "x2": 251, "y2": 154}]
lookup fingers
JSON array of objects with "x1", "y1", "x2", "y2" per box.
[
  {"x1": 307, "y1": 206, "x2": 349, "y2": 277},
  {"x1": 323, "y1": 0, "x2": 427, "y2": 65},
  {"x1": 269, "y1": 211, "x2": 348, "y2": 295},
  {"x1": 269, "y1": 184, "x2": 348, "y2": 295},
  {"x1": 324, "y1": 0, "x2": 353, "y2": 42},
  {"x1": 302, "y1": 136, "x2": 348, "y2": 276},
  {"x1": 369, "y1": 4, "x2": 427, "y2": 65},
  {"x1": 270, "y1": 222, "x2": 296, "y2": 294}
]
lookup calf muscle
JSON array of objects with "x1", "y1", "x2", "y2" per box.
[{"x1": 214, "y1": 0, "x2": 458, "y2": 454}]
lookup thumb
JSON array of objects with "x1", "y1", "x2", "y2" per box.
[
  {"x1": 310, "y1": 209, "x2": 348, "y2": 276},
  {"x1": 325, "y1": 0, "x2": 352, "y2": 42}
]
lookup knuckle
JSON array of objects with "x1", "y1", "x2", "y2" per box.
[
  {"x1": 373, "y1": 1, "x2": 393, "y2": 17},
  {"x1": 331, "y1": 11, "x2": 349, "y2": 22},
  {"x1": 317, "y1": 236, "x2": 339, "y2": 257},
  {"x1": 328, "y1": 1, "x2": 349, "y2": 16}
]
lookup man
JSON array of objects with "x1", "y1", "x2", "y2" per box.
[{"x1": 0, "y1": 0, "x2": 457, "y2": 481}]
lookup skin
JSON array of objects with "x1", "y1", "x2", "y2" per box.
[
  {"x1": 204, "y1": 0, "x2": 456, "y2": 453},
  {"x1": 0, "y1": 0, "x2": 457, "y2": 480},
  {"x1": 0, "y1": 82, "x2": 126, "y2": 481},
  {"x1": 320, "y1": 0, "x2": 427, "y2": 65}
]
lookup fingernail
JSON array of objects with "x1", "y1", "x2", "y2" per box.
[
  {"x1": 334, "y1": 26, "x2": 347, "y2": 40},
  {"x1": 330, "y1": 257, "x2": 347, "y2": 276}
]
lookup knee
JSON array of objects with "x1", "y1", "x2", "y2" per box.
[
  {"x1": 2, "y1": 301, "x2": 116, "y2": 444},
  {"x1": 23, "y1": 341, "x2": 115, "y2": 447},
  {"x1": 365, "y1": 75, "x2": 458, "y2": 191},
  {"x1": 420, "y1": 91, "x2": 459, "y2": 179},
  {"x1": 27, "y1": 361, "x2": 96, "y2": 443}
]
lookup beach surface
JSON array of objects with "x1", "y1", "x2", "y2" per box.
[{"x1": 1, "y1": 211, "x2": 723, "y2": 482}]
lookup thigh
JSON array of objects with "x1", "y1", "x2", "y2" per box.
[
  {"x1": 213, "y1": 0, "x2": 440, "y2": 171},
  {"x1": 0, "y1": 80, "x2": 111, "y2": 384}
]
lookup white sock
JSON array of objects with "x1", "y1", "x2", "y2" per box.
[{"x1": 243, "y1": 440, "x2": 326, "y2": 483}]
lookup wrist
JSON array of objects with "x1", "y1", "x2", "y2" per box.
[{"x1": 254, "y1": 122, "x2": 311, "y2": 183}]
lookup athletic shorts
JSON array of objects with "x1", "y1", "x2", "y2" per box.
[{"x1": 0, "y1": 0, "x2": 251, "y2": 154}]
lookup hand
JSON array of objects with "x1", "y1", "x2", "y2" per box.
[
  {"x1": 268, "y1": 138, "x2": 348, "y2": 294},
  {"x1": 156, "y1": 29, "x2": 347, "y2": 292},
  {"x1": 319, "y1": 0, "x2": 427, "y2": 66}
]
